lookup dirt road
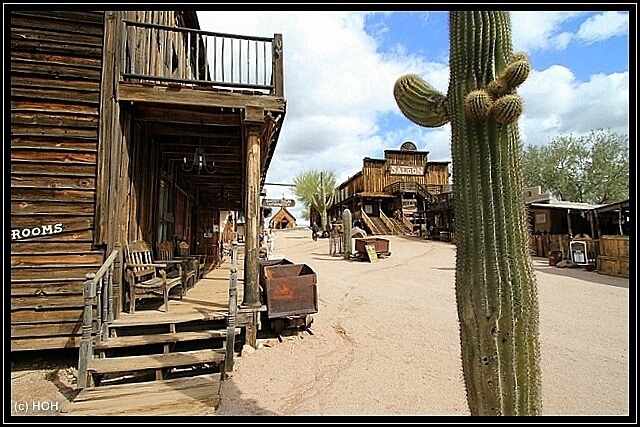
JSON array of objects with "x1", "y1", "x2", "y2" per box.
[{"x1": 216, "y1": 227, "x2": 630, "y2": 417}]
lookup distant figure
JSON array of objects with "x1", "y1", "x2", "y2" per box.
[
  {"x1": 266, "y1": 228, "x2": 276, "y2": 258},
  {"x1": 311, "y1": 222, "x2": 319, "y2": 241}
]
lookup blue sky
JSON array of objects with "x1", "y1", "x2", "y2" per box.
[{"x1": 197, "y1": 10, "x2": 631, "y2": 223}]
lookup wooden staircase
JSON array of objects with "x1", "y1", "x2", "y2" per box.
[
  {"x1": 388, "y1": 217, "x2": 413, "y2": 235},
  {"x1": 66, "y1": 314, "x2": 241, "y2": 415},
  {"x1": 66, "y1": 242, "x2": 246, "y2": 416}
]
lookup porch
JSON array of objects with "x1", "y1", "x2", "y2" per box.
[
  {"x1": 114, "y1": 245, "x2": 250, "y2": 327},
  {"x1": 68, "y1": 243, "x2": 263, "y2": 415}
]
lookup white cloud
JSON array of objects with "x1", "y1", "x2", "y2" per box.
[
  {"x1": 197, "y1": 11, "x2": 629, "y2": 223},
  {"x1": 511, "y1": 11, "x2": 629, "y2": 52},
  {"x1": 511, "y1": 12, "x2": 581, "y2": 52},
  {"x1": 518, "y1": 66, "x2": 629, "y2": 146},
  {"x1": 577, "y1": 12, "x2": 629, "y2": 44}
]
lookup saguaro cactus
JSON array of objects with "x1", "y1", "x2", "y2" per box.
[
  {"x1": 342, "y1": 209, "x2": 352, "y2": 260},
  {"x1": 394, "y1": 12, "x2": 541, "y2": 415}
]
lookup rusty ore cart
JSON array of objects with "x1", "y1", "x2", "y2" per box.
[
  {"x1": 259, "y1": 259, "x2": 318, "y2": 333},
  {"x1": 354, "y1": 237, "x2": 391, "y2": 261}
]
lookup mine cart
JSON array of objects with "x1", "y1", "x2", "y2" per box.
[
  {"x1": 259, "y1": 259, "x2": 318, "y2": 333},
  {"x1": 354, "y1": 237, "x2": 391, "y2": 261}
]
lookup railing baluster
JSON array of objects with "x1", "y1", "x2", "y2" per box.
[
  {"x1": 107, "y1": 263, "x2": 114, "y2": 323},
  {"x1": 96, "y1": 278, "x2": 103, "y2": 343},
  {"x1": 76, "y1": 250, "x2": 119, "y2": 390},
  {"x1": 78, "y1": 273, "x2": 96, "y2": 389},
  {"x1": 220, "y1": 36, "x2": 224, "y2": 82},
  {"x1": 214, "y1": 36, "x2": 218, "y2": 82},
  {"x1": 263, "y1": 41, "x2": 267, "y2": 86},
  {"x1": 225, "y1": 239, "x2": 239, "y2": 375}
]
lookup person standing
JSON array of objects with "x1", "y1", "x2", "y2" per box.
[{"x1": 266, "y1": 227, "x2": 276, "y2": 258}]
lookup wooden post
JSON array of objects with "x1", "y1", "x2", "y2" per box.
[
  {"x1": 272, "y1": 34, "x2": 284, "y2": 97},
  {"x1": 225, "y1": 239, "x2": 238, "y2": 376},
  {"x1": 242, "y1": 108, "x2": 264, "y2": 308}
]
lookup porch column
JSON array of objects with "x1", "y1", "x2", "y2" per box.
[{"x1": 242, "y1": 109, "x2": 264, "y2": 308}]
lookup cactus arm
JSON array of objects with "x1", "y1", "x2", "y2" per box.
[{"x1": 394, "y1": 74, "x2": 450, "y2": 127}]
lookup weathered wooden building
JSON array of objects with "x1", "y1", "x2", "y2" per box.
[
  {"x1": 330, "y1": 141, "x2": 450, "y2": 236},
  {"x1": 269, "y1": 207, "x2": 297, "y2": 229},
  {"x1": 10, "y1": 10, "x2": 286, "y2": 354}
]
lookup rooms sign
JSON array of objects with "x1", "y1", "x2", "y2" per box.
[{"x1": 388, "y1": 165, "x2": 424, "y2": 176}]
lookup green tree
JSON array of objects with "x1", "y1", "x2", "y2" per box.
[
  {"x1": 292, "y1": 170, "x2": 337, "y2": 230},
  {"x1": 522, "y1": 129, "x2": 629, "y2": 204}
]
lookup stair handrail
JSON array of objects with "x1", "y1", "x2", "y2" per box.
[
  {"x1": 401, "y1": 214, "x2": 414, "y2": 232},
  {"x1": 379, "y1": 210, "x2": 400, "y2": 234},
  {"x1": 360, "y1": 209, "x2": 381, "y2": 235},
  {"x1": 77, "y1": 249, "x2": 119, "y2": 390}
]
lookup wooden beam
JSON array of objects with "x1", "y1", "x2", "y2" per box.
[
  {"x1": 117, "y1": 82, "x2": 286, "y2": 112},
  {"x1": 131, "y1": 107, "x2": 242, "y2": 126}
]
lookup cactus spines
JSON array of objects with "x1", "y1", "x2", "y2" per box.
[
  {"x1": 486, "y1": 78, "x2": 511, "y2": 99},
  {"x1": 464, "y1": 89, "x2": 494, "y2": 121},
  {"x1": 393, "y1": 11, "x2": 541, "y2": 416},
  {"x1": 501, "y1": 59, "x2": 531, "y2": 89},
  {"x1": 491, "y1": 94, "x2": 524, "y2": 125},
  {"x1": 509, "y1": 51, "x2": 529, "y2": 64},
  {"x1": 394, "y1": 74, "x2": 449, "y2": 127}
]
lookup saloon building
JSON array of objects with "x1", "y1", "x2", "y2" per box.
[{"x1": 329, "y1": 141, "x2": 451, "y2": 236}]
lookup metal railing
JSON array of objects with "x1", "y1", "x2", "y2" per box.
[
  {"x1": 121, "y1": 20, "x2": 283, "y2": 95},
  {"x1": 77, "y1": 250, "x2": 119, "y2": 390}
]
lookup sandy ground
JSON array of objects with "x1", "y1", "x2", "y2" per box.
[
  {"x1": 9, "y1": 227, "x2": 630, "y2": 419},
  {"x1": 216, "y1": 227, "x2": 630, "y2": 417}
]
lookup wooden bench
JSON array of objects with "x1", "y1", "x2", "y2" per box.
[{"x1": 124, "y1": 241, "x2": 184, "y2": 314}]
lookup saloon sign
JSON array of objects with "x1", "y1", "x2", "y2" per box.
[{"x1": 388, "y1": 164, "x2": 424, "y2": 176}]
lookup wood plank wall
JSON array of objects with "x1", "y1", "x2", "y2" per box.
[
  {"x1": 124, "y1": 11, "x2": 197, "y2": 82},
  {"x1": 343, "y1": 153, "x2": 450, "y2": 199},
  {"x1": 10, "y1": 11, "x2": 106, "y2": 351}
]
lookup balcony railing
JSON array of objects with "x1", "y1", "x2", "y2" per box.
[{"x1": 121, "y1": 20, "x2": 283, "y2": 96}]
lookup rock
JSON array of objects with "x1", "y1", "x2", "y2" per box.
[{"x1": 242, "y1": 344, "x2": 256, "y2": 355}]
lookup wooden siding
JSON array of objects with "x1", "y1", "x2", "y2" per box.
[
  {"x1": 123, "y1": 11, "x2": 199, "y2": 83},
  {"x1": 338, "y1": 152, "x2": 450, "y2": 201},
  {"x1": 10, "y1": 11, "x2": 106, "y2": 351}
]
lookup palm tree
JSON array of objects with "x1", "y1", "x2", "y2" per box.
[{"x1": 292, "y1": 170, "x2": 337, "y2": 231}]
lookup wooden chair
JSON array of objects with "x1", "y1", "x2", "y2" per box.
[
  {"x1": 124, "y1": 241, "x2": 184, "y2": 314},
  {"x1": 157, "y1": 240, "x2": 195, "y2": 292},
  {"x1": 177, "y1": 241, "x2": 206, "y2": 282}
]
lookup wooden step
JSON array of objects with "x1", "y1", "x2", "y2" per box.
[
  {"x1": 66, "y1": 373, "x2": 221, "y2": 415},
  {"x1": 94, "y1": 328, "x2": 241, "y2": 350},
  {"x1": 88, "y1": 348, "x2": 225, "y2": 374},
  {"x1": 109, "y1": 311, "x2": 227, "y2": 328}
]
